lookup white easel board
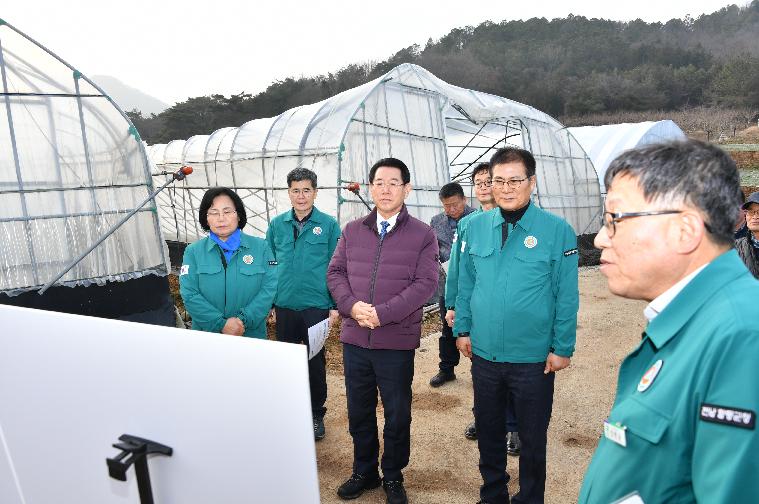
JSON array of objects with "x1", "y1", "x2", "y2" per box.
[{"x1": 0, "y1": 304, "x2": 319, "y2": 503}]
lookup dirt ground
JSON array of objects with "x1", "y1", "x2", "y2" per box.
[{"x1": 314, "y1": 266, "x2": 646, "y2": 504}]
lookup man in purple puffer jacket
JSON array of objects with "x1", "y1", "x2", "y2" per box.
[{"x1": 327, "y1": 158, "x2": 439, "y2": 504}]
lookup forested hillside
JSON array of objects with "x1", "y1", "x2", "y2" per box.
[{"x1": 130, "y1": 1, "x2": 759, "y2": 144}]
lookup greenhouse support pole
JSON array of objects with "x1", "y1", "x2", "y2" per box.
[
  {"x1": 38, "y1": 167, "x2": 193, "y2": 295},
  {"x1": 74, "y1": 73, "x2": 108, "y2": 269},
  {"x1": 0, "y1": 37, "x2": 41, "y2": 285}
]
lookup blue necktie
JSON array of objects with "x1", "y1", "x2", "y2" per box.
[{"x1": 380, "y1": 220, "x2": 390, "y2": 241}]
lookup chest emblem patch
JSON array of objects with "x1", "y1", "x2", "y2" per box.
[
  {"x1": 312, "y1": 226, "x2": 322, "y2": 235},
  {"x1": 637, "y1": 359, "x2": 663, "y2": 393},
  {"x1": 242, "y1": 254, "x2": 254, "y2": 265},
  {"x1": 524, "y1": 235, "x2": 538, "y2": 248}
]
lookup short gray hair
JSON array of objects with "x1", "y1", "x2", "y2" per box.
[
  {"x1": 605, "y1": 140, "x2": 741, "y2": 246},
  {"x1": 287, "y1": 167, "x2": 317, "y2": 188}
]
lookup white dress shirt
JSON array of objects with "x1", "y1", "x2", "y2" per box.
[
  {"x1": 376, "y1": 212, "x2": 400, "y2": 235},
  {"x1": 643, "y1": 264, "x2": 709, "y2": 322}
]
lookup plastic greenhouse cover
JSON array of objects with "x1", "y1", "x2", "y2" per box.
[
  {"x1": 568, "y1": 121, "x2": 687, "y2": 192},
  {"x1": 0, "y1": 21, "x2": 167, "y2": 294},
  {"x1": 150, "y1": 63, "x2": 602, "y2": 241}
]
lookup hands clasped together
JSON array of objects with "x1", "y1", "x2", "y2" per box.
[
  {"x1": 222, "y1": 316, "x2": 245, "y2": 336},
  {"x1": 350, "y1": 301, "x2": 381, "y2": 329}
]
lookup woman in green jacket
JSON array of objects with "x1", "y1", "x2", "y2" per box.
[{"x1": 179, "y1": 187, "x2": 278, "y2": 338}]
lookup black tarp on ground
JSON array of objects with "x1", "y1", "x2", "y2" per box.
[{"x1": 0, "y1": 275, "x2": 175, "y2": 327}]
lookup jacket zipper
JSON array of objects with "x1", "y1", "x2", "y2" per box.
[
  {"x1": 219, "y1": 247, "x2": 228, "y2": 321},
  {"x1": 367, "y1": 232, "x2": 385, "y2": 349}
]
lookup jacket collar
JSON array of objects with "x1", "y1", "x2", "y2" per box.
[
  {"x1": 646, "y1": 249, "x2": 746, "y2": 350},
  {"x1": 489, "y1": 201, "x2": 537, "y2": 232},
  {"x1": 362, "y1": 205, "x2": 409, "y2": 232},
  {"x1": 283, "y1": 206, "x2": 326, "y2": 223},
  {"x1": 205, "y1": 230, "x2": 252, "y2": 251}
]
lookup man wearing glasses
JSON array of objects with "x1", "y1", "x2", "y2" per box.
[
  {"x1": 266, "y1": 167, "x2": 341, "y2": 441},
  {"x1": 454, "y1": 148, "x2": 579, "y2": 504},
  {"x1": 442, "y1": 163, "x2": 521, "y2": 452},
  {"x1": 736, "y1": 191, "x2": 759, "y2": 278},
  {"x1": 579, "y1": 140, "x2": 759, "y2": 503},
  {"x1": 328, "y1": 158, "x2": 438, "y2": 504}
]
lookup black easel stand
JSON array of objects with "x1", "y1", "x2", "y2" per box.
[{"x1": 107, "y1": 434, "x2": 173, "y2": 504}]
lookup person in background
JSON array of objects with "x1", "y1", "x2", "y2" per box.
[
  {"x1": 327, "y1": 158, "x2": 438, "y2": 504},
  {"x1": 428, "y1": 182, "x2": 474, "y2": 388},
  {"x1": 266, "y1": 167, "x2": 341, "y2": 441},
  {"x1": 736, "y1": 190, "x2": 759, "y2": 278},
  {"x1": 455, "y1": 148, "x2": 579, "y2": 504},
  {"x1": 180, "y1": 187, "x2": 278, "y2": 338},
  {"x1": 734, "y1": 191, "x2": 749, "y2": 239},
  {"x1": 579, "y1": 140, "x2": 759, "y2": 503}
]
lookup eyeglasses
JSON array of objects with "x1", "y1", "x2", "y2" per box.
[
  {"x1": 601, "y1": 210, "x2": 682, "y2": 237},
  {"x1": 371, "y1": 181, "x2": 406, "y2": 189},
  {"x1": 747, "y1": 210, "x2": 759, "y2": 218},
  {"x1": 207, "y1": 209, "x2": 237, "y2": 219},
  {"x1": 289, "y1": 188, "x2": 314, "y2": 196},
  {"x1": 474, "y1": 180, "x2": 492, "y2": 189},
  {"x1": 492, "y1": 177, "x2": 529, "y2": 189}
]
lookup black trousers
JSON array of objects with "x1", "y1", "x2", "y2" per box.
[
  {"x1": 343, "y1": 343, "x2": 415, "y2": 482},
  {"x1": 472, "y1": 355, "x2": 555, "y2": 504},
  {"x1": 438, "y1": 296, "x2": 460, "y2": 373},
  {"x1": 274, "y1": 306, "x2": 328, "y2": 419}
]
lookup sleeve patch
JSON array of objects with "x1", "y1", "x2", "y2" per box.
[
  {"x1": 180, "y1": 264, "x2": 189, "y2": 276},
  {"x1": 563, "y1": 248, "x2": 578, "y2": 257},
  {"x1": 700, "y1": 403, "x2": 755, "y2": 430},
  {"x1": 268, "y1": 260, "x2": 278, "y2": 266}
]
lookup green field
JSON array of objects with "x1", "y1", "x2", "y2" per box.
[
  {"x1": 722, "y1": 144, "x2": 759, "y2": 152},
  {"x1": 741, "y1": 169, "x2": 759, "y2": 187}
]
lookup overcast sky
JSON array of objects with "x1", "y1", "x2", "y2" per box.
[{"x1": 2, "y1": 0, "x2": 744, "y2": 105}]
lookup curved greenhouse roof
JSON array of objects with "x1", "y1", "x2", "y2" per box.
[
  {"x1": 568, "y1": 120, "x2": 686, "y2": 193},
  {"x1": 0, "y1": 20, "x2": 168, "y2": 296},
  {"x1": 149, "y1": 64, "x2": 602, "y2": 241}
]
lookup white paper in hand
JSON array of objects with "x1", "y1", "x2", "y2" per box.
[
  {"x1": 307, "y1": 318, "x2": 330, "y2": 360},
  {"x1": 440, "y1": 260, "x2": 450, "y2": 275}
]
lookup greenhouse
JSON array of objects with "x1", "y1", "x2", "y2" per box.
[
  {"x1": 0, "y1": 21, "x2": 173, "y2": 324},
  {"x1": 568, "y1": 120, "x2": 686, "y2": 193},
  {"x1": 148, "y1": 64, "x2": 603, "y2": 245}
]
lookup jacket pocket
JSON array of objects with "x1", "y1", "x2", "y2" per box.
[
  {"x1": 513, "y1": 247, "x2": 551, "y2": 283},
  {"x1": 514, "y1": 247, "x2": 551, "y2": 265},
  {"x1": 613, "y1": 396, "x2": 671, "y2": 445},
  {"x1": 468, "y1": 244, "x2": 494, "y2": 273},
  {"x1": 239, "y1": 264, "x2": 265, "y2": 276},
  {"x1": 197, "y1": 263, "x2": 223, "y2": 275},
  {"x1": 304, "y1": 232, "x2": 329, "y2": 245}
]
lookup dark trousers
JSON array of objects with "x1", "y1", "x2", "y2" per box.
[
  {"x1": 343, "y1": 343, "x2": 415, "y2": 481},
  {"x1": 472, "y1": 355, "x2": 555, "y2": 504},
  {"x1": 472, "y1": 391, "x2": 518, "y2": 432},
  {"x1": 274, "y1": 306, "x2": 328, "y2": 419},
  {"x1": 438, "y1": 296, "x2": 460, "y2": 373}
]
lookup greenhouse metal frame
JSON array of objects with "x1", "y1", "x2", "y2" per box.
[
  {"x1": 147, "y1": 64, "x2": 603, "y2": 244},
  {"x1": 0, "y1": 20, "x2": 168, "y2": 295}
]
